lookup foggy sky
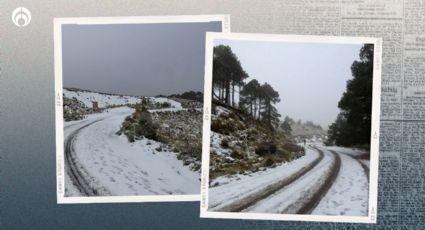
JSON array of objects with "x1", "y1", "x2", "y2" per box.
[
  {"x1": 215, "y1": 39, "x2": 363, "y2": 128},
  {"x1": 62, "y1": 22, "x2": 222, "y2": 96}
]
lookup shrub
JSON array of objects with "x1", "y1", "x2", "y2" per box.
[
  {"x1": 191, "y1": 163, "x2": 201, "y2": 172},
  {"x1": 231, "y1": 148, "x2": 244, "y2": 159},
  {"x1": 211, "y1": 119, "x2": 221, "y2": 133},
  {"x1": 221, "y1": 138, "x2": 230, "y2": 148},
  {"x1": 263, "y1": 156, "x2": 275, "y2": 167},
  {"x1": 181, "y1": 142, "x2": 202, "y2": 160},
  {"x1": 141, "y1": 97, "x2": 149, "y2": 105},
  {"x1": 282, "y1": 143, "x2": 303, "y2": 153},
  {"x1": 161, "y1": 102, "x2": 171, "y2": 108},
  {"x1": 135, "y1": 109, "x2": 159, "y2": 140},
  {"x1": 63, "y1": 97, "x2": 87, "y2": 121},
  {"x1": 117, "y1": 106, "x2": 159, "y2": 142},
  {"x1": 126, "y1": 129, "x2": 136, "y2": 142},
  {"x1": 255, "y1": 142, "x2": 277, "y2": 156},
  {"x1": 210, "y1": 114, "x2": 236, "y2": 135}
]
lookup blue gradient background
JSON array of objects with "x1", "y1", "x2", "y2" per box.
[{"x1": 0, "y1": 1, "x2": 423, "y2": 229}]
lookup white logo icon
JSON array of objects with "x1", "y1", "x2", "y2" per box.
[{"x1": 12, "y1": 7, "x2": 31, "y2": 27}]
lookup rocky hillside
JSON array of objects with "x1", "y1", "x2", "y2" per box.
[
  {"x1": 209, "y1": 104, "x2": 304, "y2": 181},
  {"x1": 152, "y1": 108, "x2": 203, "y2": 171}
]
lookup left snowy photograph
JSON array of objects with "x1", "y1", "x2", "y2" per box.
[{"x1": 54, "y1": 15, "x2": 230, "y2": 203}]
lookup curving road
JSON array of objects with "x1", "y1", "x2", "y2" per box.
[
  {"x1": 216, "y1": 147, "x2": 325, "y2": 212},
  {"x1": 63, "y1": 106, "x2": 200, "y2": 197},
  {"x1": 209, "y1": 144, "x2": 369, "y2": 216}
]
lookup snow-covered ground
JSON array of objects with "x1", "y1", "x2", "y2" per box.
[
  {"x1": 64, "y1": 107, "x2": 132, "y2": 129},
  {"x1": 208, "y1": 143, "x2": 370, "y2": 216},
  {"x1": 312, "y1": 148, "x2": 369, "y2": 216},
  {"x1": 215, "y1": 106, "x2": 230, "y2": 115},
  {"x1": 360, "y1": 159, "x2": 370, "y2": 169},
  {"x1": 64, "y1": 106, "x2": 199, "y2": 196},
  {"x1": 210, "y1": 131, "x2": 233, "y2": 158},
  {"x1": 208, "y1": 147, "x2": 320, "y2": 211},
  {"x1": 324, "y1": 145, "x2": 368, "y2": 157},
  {"x1": 63, "y1": 88, "x2": 183, "y2": 109},
  {"x1": 150, "y1": 97, "x2": 182, "y2": 109},
  {"x1": 243, "y1": 149, "x2": 334, "y2": 214},
  {"x1": 63, "y1": 89, "x2": 141, "y2": 108}
]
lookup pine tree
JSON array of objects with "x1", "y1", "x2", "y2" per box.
[
  {"x1": 259, "y1": 83, "x2": 281, "y2": 129},
  {"x1": 212, "y1": 45, "x2": 247, "y2": 106},
  {"x1": 240, "y1": 79, "x2": 260, "y2": 116},
  {"x1": 327, "y1": 44, "x2": 374, "y2": 147},
  {"x1": 281, "y1": 116, "x2": 292, "y2": 135}
]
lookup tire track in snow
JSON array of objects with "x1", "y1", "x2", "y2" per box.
[
  {"x1": 311, "y1": 149, "x2": 369, "y2": 216},
  {"x1": 296, "y1": 149, "x2": 341, "y2": 214},
  {"x1": 65, "y1": 119, "x2": 108, "y2": 196},
  {"x1": 216, "y1": 147, "x2": 324, "y2": 212}
]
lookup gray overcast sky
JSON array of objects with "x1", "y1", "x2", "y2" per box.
[
  {"x1": 215, "y1": 39, "x2": 363, "y2": 128},
  {"x1": 62, "y1": 22, "x2": 222, "y2": 96}
]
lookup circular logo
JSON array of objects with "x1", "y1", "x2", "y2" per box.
[{"x1": 12, "y1": 7, "x2": 31, "y2": 27}]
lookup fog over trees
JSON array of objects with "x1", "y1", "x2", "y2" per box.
[{"x1": 212, "y1": 43, "x2": 372, "y2": 145}]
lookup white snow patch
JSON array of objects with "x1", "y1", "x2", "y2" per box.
[
  {"x1": 210, "y1": 131, "x2": 232, "y2": 158},
  {"x1": 215, "y1": 106, "x2": 230, "y2": 115},
  {"x1": 63, "y1": 89, "x2": 141, "y2": 108},
  {"x1": 149, "y1": 97, "x2": 182, "y2": 109}
]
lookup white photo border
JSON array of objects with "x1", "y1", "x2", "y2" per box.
[
  {"x1": 55, "y1": 15, "x2": 230, "y2": 204},
  {"x1": 200, "y1": 32, "x2": 382, "y2": 224}
]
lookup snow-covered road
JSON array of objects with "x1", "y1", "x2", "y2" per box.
[
  {"x1": 64, "y1": 107, "x2": 200, "y2": 197},
  {"x1": 312, "y1": 149, "x2": 369, "y2": 216},
  {"x1": 208, "y1": 144, "x2": 370, "y2": 216},
  {"x1": 243, "y1": 148, "x2": 338, "y2": 214},
  {"x1": 208, "y1": 147, "x2": 322, "y2": 211}
]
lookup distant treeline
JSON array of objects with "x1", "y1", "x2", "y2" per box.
[
  {"x1": 213, "y1": 45, "x2": 281, "y2": 130},
  {"x1": 169, "y1": 91, "x2": 203, "y2": 102}
]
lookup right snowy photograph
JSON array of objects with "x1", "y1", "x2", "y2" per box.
[{"x1": 200, "y1": 33, "x2": 382, "y2": 223}]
